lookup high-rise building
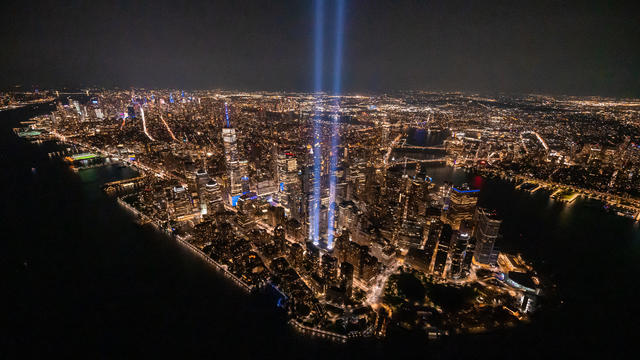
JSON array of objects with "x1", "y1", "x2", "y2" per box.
[
  {"x1": 274, "y1": 151, "x2": 299, "y2": 216},
  {"x1": 277, "y1": 152, "x2": 298, "y2": 186},
  {"x1": 321, "y1": 254, "x2": 339, "y2": 284},
  {"x1": 273, "y1": 225, "x2": 287, "y2": 257},
  {"x1": 432, "y1": 224, "x2": 453, "y2": 276},
  {"x1": 289, "y1": 242, "x2": 305, "y2": 268},
  {"x1": 340, "y1": 262, "x2": 354, "y2": 298},
  {"x1": 449, "y1": 231, "x2": 471, "y2": 279},
  {"x1": 221, "y1": 103, "x2": 248, "y2": 203},
  {"x1": 473, "y1": 207, "x2": 501, "y2": 265},
  {"x1": 199, "y1": 175, "x2": 223, "y2": 215},
  {"x1": 443, "y1": 186, "x2": 479, "y2": 229},
  {"x1": 360, "y1": 253, "x2": 382, "y2": 282},
  {"x1": 422, "y1": 218, "x2": 443, "y2": 270},
  {"x1": 195, "y1": 169, "x2": 209, "y2": 186},
  {"x1": 334, "y1": 231, "x2": 380, "y2": 280}
]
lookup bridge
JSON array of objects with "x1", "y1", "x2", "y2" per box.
[
  {"x1": 383, "y1": 134, "x2": 403, "y2": 166},
  {"x1": 386, "y1": 157, "x2": 447, "y2": 169},
  {"x1": 396, "y1": 138, "x2": 446, "y2": 150},
  {"x1": 396, "y1": 144, "x2": 446, "y2": 151}
]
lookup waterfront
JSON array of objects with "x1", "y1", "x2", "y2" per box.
[{"x1": 3, "y1": 104, "x2": 639, "y2": 358}]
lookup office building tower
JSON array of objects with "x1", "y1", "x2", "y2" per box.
[
  {"x1": 432, "y1": 224, "x2": 453, "y2": 276},
  {"x1": 289, "y1": 242, "x2": 305, "y2": 268},
  {"x1": 422, "y1": 218, "x2": 443, "y2": 270},
  {"x1": 221, "y1": 104, "x2": 248, "y2": 203},
  {"x1": 449, "y1": 231, "x2": 471, "y2": 279},
  {"x1": 340, "y1": 262, "x2": 354, "y2": 298},
  {"x1": 273, "y1": 225, "x2": 287, "y2": 257},
  {"x1": 321, "y1": 254, "x2": 339, "y2": 284},
  {"x1": 277, "y1": 151, "x2": 298, "y2": 186},
  {"x1": 196, "y1": 169, "x2": 209, "y2": 186},
  {"x1": 443, "y1": 186, "x2": 479, "y2": 230},
  {"x1": 334, "y1": 231, "x2": 380, "y2": 280},
  {"x1": 473, "y1": 208, "x2": 501, "y2": 265}
]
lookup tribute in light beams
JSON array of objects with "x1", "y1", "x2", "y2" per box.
[
  {"x1": 310, "y1": 0, "x2": 324, "y2": 245},
  {"x1": 327, "y1": 0, "x2": 345, "y2": 249}
]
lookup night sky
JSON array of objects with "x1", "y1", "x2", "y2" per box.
[{"x1": 1, "y1": 0, "x2": 638, "y2": 96}]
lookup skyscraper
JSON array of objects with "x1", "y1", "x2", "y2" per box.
[
  {"x1": 202, "y1": 179, "x2": 223, "y2": 213},
  {"x1": 449, "y1": 230, "x2": 471, "y2": 279},
  {"x1": 340, "y1": 262, "x2": 354, "y2": 299},
  {"x1": 422, "y1": 217, "x2": 443, "y2": 262},
  {"x1": 221, "y1": 103, "x2": 248, "y2": 204},
  {"x1": 443, "y1": 186, "x2": 479, "y2": 230},
  {"x1": 473, "y1": 208, "x2": 502, "y2": 265},
  {"x1": 321, "y1": 254, "x2": 339, "y2": 284},
  {"x1": 432, "y1": 224, "x2": 453, "y2": 277}
]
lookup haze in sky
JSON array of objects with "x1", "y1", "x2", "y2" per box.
[{"x1": 1, "y1": 0, "x2": 638, "y2": 96}]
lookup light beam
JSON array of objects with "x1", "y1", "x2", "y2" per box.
[
  {"x1": 327, "y1": 0, "x2": 345, "y2": 249},
  {"x1": 310, "y1": 0, "x2": 325, "y2": 245}
]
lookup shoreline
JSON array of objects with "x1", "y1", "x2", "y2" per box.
[
  {"x1": 116, "y1": 197, "x2": 254, "y2": 292},
  {"x1": 459, "y1": 164, "x2": 640, "y2": 220},
  {"x1": 116, "y1": 196, "x2": 353, "y2": 341}
]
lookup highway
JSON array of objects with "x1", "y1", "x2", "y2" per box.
[
  {"x1": 383, "y1": 134, "x2": 403, "y2": 166},
  {"x1": 139, "y1": 106, "x2": 156, "y2": 141}
]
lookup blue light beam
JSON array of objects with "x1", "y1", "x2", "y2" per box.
[
  {"x1": 327, "y1": 0, "x2": 345, "y2": 249},
  {"x1": 310, "y1": 0, "x2": 325, "y2": 245}
]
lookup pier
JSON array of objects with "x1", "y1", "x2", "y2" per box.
[
  {"x1": 289, "y1": 319, "x2": 349, "y2": 343},
  {"x1": 103, "y1": 176, "x2": 146, "y2": 193}
]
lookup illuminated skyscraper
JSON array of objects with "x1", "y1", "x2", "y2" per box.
[
  {"x1": 201, "y1": 179, "x2": 223, "y2": 214},
  {"x1": 321, "y1": 254, "x2": 339, "y2": 284},
  {"x1": 221, "y1": 103, "x2": 248, "y2": 204},
  {"x1": 443, "y1": 186, "x2": 479, "y2": 230},
  {"x1": 432, "y1": 224, "x2": 453, "y2": 276},
  {"x1": 449, "y1": 231, "x2": 471, "y2": 279},
  {"x1": 422, "y1": 217, "x2": 443, "y2": 269},
  {"x1": 277, "y1": 152, "x2": 298, "y2": 187},
  {"x1": 275, "y1": 151, "x2": 300, "y2": 217},
  {"x1": 473, "y1": 208, "x2": 501, "y2": 265}
]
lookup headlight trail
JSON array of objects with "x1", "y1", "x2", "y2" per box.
[
  {"x1": 159, "y1": 114, "x2": 177, "y2": 141},
  {"x1": 139, "y1": 105, "x2": 155, "y2": 141},
  {"x1": 327, "y1": 0, "x2": 345, "y2": 249},
  {"x1": 310, "y1": 0, "x2": 325, "y2": 245}
]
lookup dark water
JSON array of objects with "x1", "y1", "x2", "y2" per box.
[
  {"x1": 392, "y1": 128, "x2": 450, "y2": 161},
  {"x1": 2, "y1": 106, "x2": 638, "y2": 358},
  {"x1": 406, "y1": 128, "x2": 450, "y2": 146}
]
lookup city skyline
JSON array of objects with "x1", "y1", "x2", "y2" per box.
[
  {"x1": 6, "y1": 87, "x2": 640, "y2": 348},
  {"x1": 3, "y1": 0, "x2": 639, "y2": 358}
]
